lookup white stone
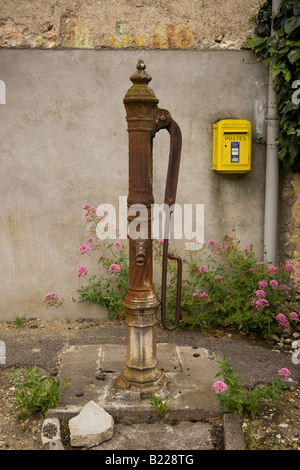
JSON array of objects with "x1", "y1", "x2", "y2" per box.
[{"x1": 69, "y1": 401, "x2": 114, "y2": 448}]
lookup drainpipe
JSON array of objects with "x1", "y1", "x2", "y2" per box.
[{"x1": 263, "y1": 0, "x2": 281, "y2": 265}]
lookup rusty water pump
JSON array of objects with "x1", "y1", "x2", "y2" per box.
[{"x1": 115, "y1": 60, "x2": 182, "y2": 391}]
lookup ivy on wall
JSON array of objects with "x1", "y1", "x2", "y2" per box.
[{"x1": 246, "y1": 0, "x2": 300, "y2": 173}]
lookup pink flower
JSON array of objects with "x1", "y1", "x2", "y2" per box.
[
  {"x1": 214, "y1": 275, "x2": 222, "y2": 281},
  {"x1": 109, "y1": 264, "x2": 120, "y2": 274},
  {"x1": 114, "y1": 241, "x2": 122, "y2": 248},
  {"x1": 276, "y1": 313, "x2": 290, "y2": 329},
  {"x1": 208, "y1": 239, "x2": 216, "y2": 245},
  {"x1": 158, "y1": 240, "x2": 164, "y2": 246},
  {"x1": 279, "y1": 284, "x2": 287, "y2": 290},
  {"x1": 269, "y1": 279, "x2": 278, "y2": 289},
  {"x1": 259, "y1": 280, "x2": 268, "y2": 289},
  {"x1": 285, "y1": 263, "x2": 294, "y2": 273},
  {"x1": 200, "y1": 292, "x2": 209, "y2": 298},
  {"x1": 268, "y1": 265, "x2": 278, "y2": 274},
  {"x1": 278, "y1": 368, "x2": 291, "y2": 382},
  {"x1": 82, "y1": 204, "x2": 91, "y2": 210},
  {"x1": 79, "y1": 244, "x2": 92, "y2": 255},
  {"x1": 289, "y1": 311, "x2": 299, "y2": 321},
  {"x1": 251, "y1": 297, "x2": 269, "y2": 310},
  {"x1": 87, "y1": 237, "x2": 94, "y2": 243},
  {"x1": 256, "y1": 289, "x2": 266, "y2": 298},
  {"x1": 296, "y1": 277, "x2": 300, "y2": 283},
  {"x1": 243, "y1": 248, "x2": 249, "y2": 253},
  {"x1": 77, "y1": 266, "x2": 88, "y2": 278},
  {"x1": 199, "y1": 266, "x2": 207, "y2": 273},
  {"x1": 213, "y1": 381, "x2": 227, "y2": 394},
  {"x1": 43, "y1": 292, "x2": 62, "y2": 308}
]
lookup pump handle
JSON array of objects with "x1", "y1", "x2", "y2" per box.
[{"x1": 152, "y1": 111, "x2": 182, "y2": 331}]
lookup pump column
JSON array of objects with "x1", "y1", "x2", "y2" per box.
[{"x1": 115, "y1": 61, "x2": 167, "y2": 391}]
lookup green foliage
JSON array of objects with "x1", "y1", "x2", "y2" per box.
[
  {"x1": 11, "y1": 313, "x2": 27, "y2": 328},
  {"x1": 75, "y1": 204, "x2": 299, "y2": 337},
  {"x1": 155, "y1": 233, "x2": 299, "y2": 336},
  {"x1": 245, "y1": 0, "x2": 300, "y2": 172},
  {"x1": 8, "y1": 366, "x2": 70, "y2": 420},
  {"x1": 74, "y1": 205, "x2": 129, "y2": 319},
  {"x1": 215, "y1": 358, "x2": 289, "y2": 419},
  {"x1": 147, "y1": 392, "x2": 169, "y2": 417}
]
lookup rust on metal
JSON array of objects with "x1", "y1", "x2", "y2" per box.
[{"x1": 115, "y1": 60, "x2": 182, "y2": 391}]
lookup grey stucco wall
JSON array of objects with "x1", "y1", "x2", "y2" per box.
[{"x1": 0, "y1": 50, "x2": 268, "y2": 321}]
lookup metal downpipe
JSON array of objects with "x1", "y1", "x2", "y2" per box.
[{"x1": 263, "y1": 0, "x2": 281, "y2": 265}]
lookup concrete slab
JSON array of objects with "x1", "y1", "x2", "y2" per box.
[
  {"x1": 53, "y1": 343, "x2": 221, "y2": 423},
  {"x1": 93, "y1": 422, "x2": 214, "y2": 451}
]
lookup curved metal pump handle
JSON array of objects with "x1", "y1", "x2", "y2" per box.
[{"x1": 152, "y1": 112, "x2": 183, "y2": 331}]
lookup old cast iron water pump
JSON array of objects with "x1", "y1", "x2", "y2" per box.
[{"x1": 115, "y1": 60, "x2": 182, "y2": 391}]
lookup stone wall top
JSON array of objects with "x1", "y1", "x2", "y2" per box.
[{"x1": 0, "y1": 0, "x2": 264, "y2": 50}]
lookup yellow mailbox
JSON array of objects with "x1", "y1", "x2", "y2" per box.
[{"x1": 213, "y1": 119, "x2": 252, "y2": 173}]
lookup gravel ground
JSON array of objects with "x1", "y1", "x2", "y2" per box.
[{"x1": 0, "y1": 318, "x2": 299, "y2": 451}]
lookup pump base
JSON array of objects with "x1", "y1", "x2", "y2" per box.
[{"x1": 115, "y1": 367, "x2": 168, "y2": 392}]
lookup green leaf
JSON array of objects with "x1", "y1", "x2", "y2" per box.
[
  {"x1": 287, "y1": 48, "x2": 300, "y2": 64},
  {"x1": 284, "y1": 16, "x2": 300, "y2": 34},
  {"x1": 250, "y1": 36, "x2": 268, "y2": 47},
  {"x1": 283, "y1": 68, "x2": 291, "y2": 82}
]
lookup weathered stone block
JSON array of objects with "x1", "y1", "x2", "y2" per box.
[{"x1": 69, "y1": 401, "x2": 114, "y2": 448}]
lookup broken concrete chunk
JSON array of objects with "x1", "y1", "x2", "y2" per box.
[{"x1": 69, "y1": 400, "x2": 114, "y2": 448}]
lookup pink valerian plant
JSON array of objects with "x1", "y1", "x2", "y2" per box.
[
  {"x1": 43, "y1": 292, "x2": 63, "y2": 308},
  {"x1": 255, "y1": 289, "x2": 266, "y2": 298},
  {"x1": 199, "y1": 266, "x2": 207, "y2": 273},
  {"x1": 193, "y1": 291, "x2": 209, "y2": 299},
  {"x1": 278, "y1": 368, "x2": 291, "y2": 382},
  {"x1": 276, "y1": 313, "x2": 290, "y2": 329},
  {"x1": 79, "y1": 244, "x2": 92, "y2": 255},
  {"x1": 114, "y1": 241, "x2": 122, "y2": 248},
  {"x1": 269, "y1": 279, "x2": 278, "y2": 289},
  {"x1": 278, "y1": 284, "x2": 290, "y2": 291},
  {"x1": 290, "y1": 311, "x2": 299, "y2": 321},
  {"x1": 257, "y1": 261, "x2": 267, "y2": 267},
  {"x1": 109, "y1": 264, "x2": 120, "y2": 274},
  {"x1": 268, "y1": 265, "x2": 278, "y2": 275},
  {"x1": 77, "y1": 266, "x2": 88, "y2": 278},
  {"x1": 259, "y1": 280, "x2": 268, "y2": 289},
  {"x1": 213, "y1": 381, "x2": 227, "y2": 394},
  {"x1": 250, "y1": 297, "x2": 269, "y2": 310},
  {"x1": 285, "y1": 263, "x2": 294, "y2": 273}
]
